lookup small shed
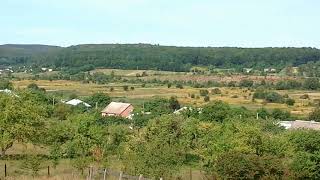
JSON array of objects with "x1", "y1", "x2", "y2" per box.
[
  {"x1": 101, "y1": 102, "x2": 134, "y2": 118},
  {"x1": 65, "y1": 99, "x2": 91, "y2": 107}
]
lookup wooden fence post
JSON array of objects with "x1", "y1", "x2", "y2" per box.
[
  {"x1": 87, "y1": 167, "x2": 91, "y2": 180},
  {"x1": 103, "y1": 169, "x2": 107, "y2": 180},
  {"x1": 119, "y1": 171, "x2": 123, "y2": 180},
  {"x1": 160, "y1": 177, "x2": 163, "y2": 180},
  {"x1": 89, "y1": 166, "x2": 93, "y2": 180},
  {"x1": 47, "y1": 166, "x2": 50, "y2": 177},
  {"x1": 4, "y1": 163, "x2": 7, "y2": 177},
  {"x1": 139, "y1": 174, "x2": 143, "y2": 180}
]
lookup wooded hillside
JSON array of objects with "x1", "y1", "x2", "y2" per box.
[{"x1": 1, "y1": 44, "x2": 320, "y2": 71}]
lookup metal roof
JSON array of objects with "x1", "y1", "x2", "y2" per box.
[{"x1": 101, "y1": 102, "x2": 132, "y2": 115}]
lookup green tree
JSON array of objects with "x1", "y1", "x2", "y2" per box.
[
  {"x1": 85, "y1": 92, "x2": 111, "y2": 108},
  {"x1": 200, "y1": 101, "x2": 231, "y2": 122},
  {"x1": 304, "y1": 78, "x2": 320, "y2": 90},
  {"x1": 0, "y1": 93, "x2": 46, "y2": 156},
  {"x1": 124, "y1": 115, "x2": 189, "y2": 178},
  {"x1": 216, "y1": 151, "x2": 284, "y2": 179}
]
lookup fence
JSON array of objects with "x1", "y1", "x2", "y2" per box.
[
  {"x1": 1, "y1": 163, "x2": 169, "y2": 180},
  {"x1": 86, "y1": 167, "x2": 156, "y2": 180}
]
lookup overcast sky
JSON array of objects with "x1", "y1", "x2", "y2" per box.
[{"x1": 1, "y1": 0, "x2": 319, "y2": 47}]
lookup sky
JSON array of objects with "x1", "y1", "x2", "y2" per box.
[{"x1": 0, "y1": 0, "x2": 319, "y2": 47}]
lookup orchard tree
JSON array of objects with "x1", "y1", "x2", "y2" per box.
[
  {"x1": 85, "y1": 92, "x2": 111, "y2": 108},
  {"x1": 200, "y1": 101, "x2": 231, "y2": 122},
  {"x1": 124, "y1": 115, "x2": 191, "y2": 178},
  {"x1": 0, "y1": 93, "x2": 46, "y2": 156}
]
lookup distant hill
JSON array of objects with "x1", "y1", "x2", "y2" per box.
[{"x1": 1, "y1": 44, "x2": 320, "y2": 72}]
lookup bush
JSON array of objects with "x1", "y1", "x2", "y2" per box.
[
  {"x1": 265, "y1": 92, "x2": 284, "y2": 103},
  {"x1": 231, "y1": 95, "x2": 239, "y2": 98},
  {"x1": 253, "y1": 89, "x2": 267, "y2": 99},
  {"x1": 300, "y1": 94, "x2": 309, "y2": 99},
  {"x1": 190, "y1": 94, "x2": 195, "y2": 98},
  {"x1": 204, "y1": 96, "x2": 210, "y2": 102},
  {"x1": 130, "y1": 86, "x2": 135, "y2": 90},
  {"x1": 216, "y1": 151, "x2": 285, "y2": 179},
  {"x1": 123, "y1": 85, "x2": 129, "y2": 91},
  {"x1": 200, "y1": 89, "x2": 209, "y2": 96},
  {"x1": 308, "y1": 108, "x2": 320, "y2": 122},
  {"x1": 110, "y1": 87, "x2": 114, "y2": 92},
  {"x1": 0, "y1": 80, "x2": 13, "y2": 90},
  {"x1": 271, "y1": 109, "x2": 291, "y2": 120},
  {"x1": 285, "y1": 98, "x2": 295, "y2": 106},
  {"x1": 211, "y1": 88, "x2": 222, "y2": 94},
  {"x1": 239, "y1": 79, "x2": 254, "y2": 87},
  {"x1": 176, "y1": 84, "x2": 183, "y2": 89},
  {"x1": 21, "y1": 155, "x2": 44, "y2": 176},
  {"x1": 167, "y1": 83, "x2": 172, "y2": 88}
]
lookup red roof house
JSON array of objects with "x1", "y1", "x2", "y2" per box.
[{"x1": 101, "y1": 102, "x2": 134, "y2": 118}]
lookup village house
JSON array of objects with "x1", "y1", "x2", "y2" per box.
[
  {"x1": 279, "y1": 120, "x2": 320, "y2": 130},
  {"x1": 101, "y1": 102, "x2": 134, "y2": 118},
  {"x1": 65, "y1": 99, "x2": 91, "y2": 107}
]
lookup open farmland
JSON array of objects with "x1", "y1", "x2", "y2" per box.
[{"x1": 12, "y1": 79, "x2": 316, "y2": 117}]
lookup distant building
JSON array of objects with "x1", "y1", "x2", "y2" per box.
[
  {"x1": 279, "y1": 120, "x2": 320, "y2": 130},
  {"x1": 243, "y1": 68, "x2": 253, "y2": 73},
  {"x1": 264, "y1": 68, "x2": 277, "y2": 73},
  {"x1": 101, "y1": 102, "x2": 134, "y2": 118},
  {"x1": 0, "y1": 89, "x2": 18, "y2": 97},
  {"x1": 65, "y1": 99, "x2": 91, "y2": 107}
]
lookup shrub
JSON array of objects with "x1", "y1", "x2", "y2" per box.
[
  {"x1": 308, "y1": 108, "x2": 320, "y2": 122},
  {"x1": 130, "y1": 86, "x2": 135, "y2": 90},
  {"x1": 239, "y1": 79, "x2": 254, "y2": 87},
  {"x1": 200, "y1": 89, "x2": 209, "y2": 96},
  {"x1": 204, "y1": 96, "x2": 210, "y2": 102},
  {"x1": 285, "y1": 98, "x2": 295, "y2": 106},
  {"x1": 216, "y1": 151, "x2": 285, "y2": 179},
  {"x1": 271, "y1": 109, "x2": 291, "y2": 120},
  {"x1": 176, "y1": 84, "x2": 183, "y2": 89},
  {"x1": 300, "y1": 94, "x2": 309, "y2": 99},
  {"x1": 167, "y1": 83, "x2": 172, "y2": 88},
  {"x1": 231, "y1": 95, "x2": 239, "y2": 98},
  {"x1": 265, "y1": 92, "x2": 284, "y2": 103},
  {"x1": 123, "y1": 85, "x2": 129, "y2": 91},
  {"x1": 211, "y1": 88, "x2": 222, "y2": 95}
]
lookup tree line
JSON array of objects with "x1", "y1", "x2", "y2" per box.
[{"x1": 1, "y1": 44, "x2": 320, "y2": 73}]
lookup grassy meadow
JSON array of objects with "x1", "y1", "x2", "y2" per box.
[{"x1": 12, "y1": 77, "x2": 317, "y2": 118}]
